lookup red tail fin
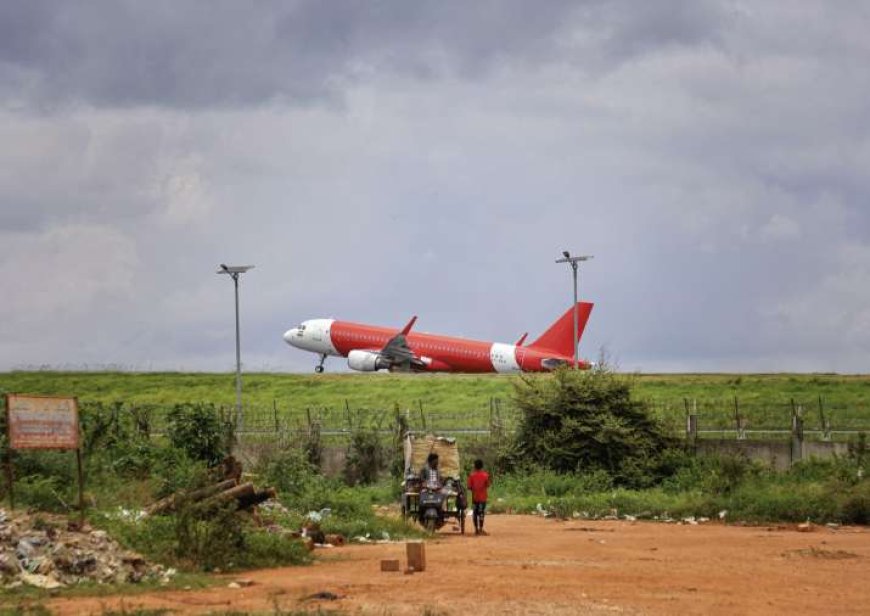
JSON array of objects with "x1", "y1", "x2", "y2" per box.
[{"x1": 527, "y1": 302, "x2": 594, "y2": 356}]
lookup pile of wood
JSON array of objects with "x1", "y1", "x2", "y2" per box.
[{"x1": 145, "y1": 479, "x2": 277, "y2": 517}]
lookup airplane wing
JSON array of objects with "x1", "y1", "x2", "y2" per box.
[{"x1": 378, "y1": 316, "x2": 426, "y2": 371}]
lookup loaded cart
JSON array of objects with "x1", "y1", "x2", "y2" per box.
[{"x1": 401, "y1": 433, "x2": 466, "y2": 533}]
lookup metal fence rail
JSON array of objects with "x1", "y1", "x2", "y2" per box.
[{"x1": 4, "y1": 396, "x2": 864, "y2": 442}]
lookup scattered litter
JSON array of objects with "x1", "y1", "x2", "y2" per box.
[
  {"x1": 305, "y1": 508, "x2": 332, "y2": 523},
  {"x1": 227, "y1": 581, "x2": 241, "y2": 589},
  {"x1": 0, "y1": 509, "x2": 171, "y2": 589},
  {"x1": 20, "y1": 572, "x2": 63, "y2": 589},
  {"x1": 107, "y1": 507, "x2": 147, "y2": 524},
  {"x1": 718, "y1": 510, "x2": 728, "y2": 520},
  {"x1": 258, "y1": 500, "x2": 292, "y2": 516}
]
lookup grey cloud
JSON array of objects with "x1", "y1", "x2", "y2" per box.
[
  {"x1": 2, "y1": 1, "x2": 870, "y2": 373},
  {"x1": 0, "y1": 0, "x2": 734, "y2": 110}
]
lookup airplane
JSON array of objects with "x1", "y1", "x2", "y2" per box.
[{"x1": 282, "y1": 302, "x2": 593, "y2": 373}]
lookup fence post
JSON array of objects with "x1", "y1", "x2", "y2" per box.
[
  {"x1": 686, "y1": 413, "x2": 698, "y2": 448},
  {"x1": 306, "y1": 408, "x2": 313, "y2": 440},
  {"x1": 418, "y1": 400, "x2": 426, "y2": 432},
  {"x1": 818, "y1": 396, "x2": 831, "y2": 441},
  {"x1": 791, "y1": 406, "x2": 804, "y2": 466},
  {"x1": 273, "y1": 400, "x2": 279, "y2": 433},
  {"x1": 734, "y1": 396, "x2": 746, "y2": 440}
]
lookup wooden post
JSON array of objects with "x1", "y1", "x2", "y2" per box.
[
  {"x1": 686, "y1": 414, "x2": 698, "y2": 448},
  {"x1": 791, "y1": 411, "x2": 804, "y2": 466},
  {"x1": 734, "y1": 396, "x2": 745, "y2": 440},
  {"x1": 406, "y1": 541, "x2": 426, "y2": 571},
  {"x1": 5, "y1": 448, "x2": 13, "y2": 511},
  {"x1": 3, "y1": 393, "x2": 13, "y2": 510},
  {"x1": 818, "y1": 396, "x2": 831, "y2": 441},
  {"x1": 418, "y1": 400, "x2": 426, "y2": 432},
  {"x1": 273, "y1": 400, "x2": 279, "y2": 433},
  {"x1": 76, "y1": 448, "x2": 85, "y2": 524}
]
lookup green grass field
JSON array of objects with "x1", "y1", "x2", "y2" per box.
[{"x1": 2, "y1": 371, "x2": 870, "y2": 433}]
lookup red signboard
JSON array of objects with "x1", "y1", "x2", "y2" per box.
[{"x1": 5, "y1": 394, "x2": 80, "y2": 450}]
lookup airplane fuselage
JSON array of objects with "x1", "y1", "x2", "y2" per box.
[{"x1": 283, "y1": 316, "x2": 591, "y2": 373}]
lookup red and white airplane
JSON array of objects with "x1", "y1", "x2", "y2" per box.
[{"x1": 282, "y1": 302, "x2": 593, "y2": 373}]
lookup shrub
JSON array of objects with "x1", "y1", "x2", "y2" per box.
[
  {"x1": 512, "y1": 366, "x2": 674, "y2": 486},
  {"x1": 258, "y1": 446, "x2": 318, "y2": 499},
  {"x1": 165, "y1": 403, "x2": 231, "y2": 466},
  {"x1": 174, "y1": 498, "x2": 244, "y2": 570},
  {"x1": 343, "y1": 427, "x2": 386, "y2": 486}
]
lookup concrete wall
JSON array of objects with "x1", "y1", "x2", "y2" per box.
[
  {"x1": 696, "y1": 439, "x2": 851, "y2": 471},
  {"x1": 238, "y1": 435, "x2": 852, "y2": 477}
]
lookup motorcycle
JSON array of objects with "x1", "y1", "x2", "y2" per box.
[
  {"x1": 400, "y1": 434, "x2": 466, "y2": 534},
  {"x1": 418, "y1": 487, "x2": 447, "y2": 532}
]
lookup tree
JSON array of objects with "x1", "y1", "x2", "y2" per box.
[{"x1": 512, "y1": 366, "x2": 674, "y2": 487}]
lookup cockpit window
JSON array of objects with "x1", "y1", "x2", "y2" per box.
[{"x1": 296, "y1": 324, "x2": 306, "y2": 330}]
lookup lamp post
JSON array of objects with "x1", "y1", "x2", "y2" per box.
[
  {"x1": 555, "y1": 251, "x2": 593, "y2": 368},
  {"x1": 217, "y1": 264, "x2": 254, "y2": 429}
]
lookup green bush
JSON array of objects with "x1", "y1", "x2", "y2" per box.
[
  {"x1": 258, "y1": 446, "x2": 318, "y2": 499},
  {"x1": 151, "y1": 447, "x2": 211, "y2": 499},
  {"x1": 174, "y1": 498, "x2": 244, "y2": 570},
  {"x1": 343, "y1": 427, "x2": 386, "y2": 486},
  {"x1": 512, "y1": 366, "x2": 674, "y2": 486},
  {"x1": 166, "y1": 403, "x2": 231, "y2": 466}
]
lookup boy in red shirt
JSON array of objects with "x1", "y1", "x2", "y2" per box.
[{"x1": 467, "y1": 459, "x2": 492, "y2": 535}]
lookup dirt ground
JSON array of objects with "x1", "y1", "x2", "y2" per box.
[{"x1": 46, "y1": 515, "x2": 870, "y2": 615}]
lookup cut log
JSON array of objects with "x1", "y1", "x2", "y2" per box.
[
  {"x1": 146, "y1": 479, "x2": 238, "y2": 516},
  {"x1": 236, "y1": 487, "x2": 277, "y2": 510},
  {"x1": 201, "y1": 482, "x2": 255, "y2": 508}
]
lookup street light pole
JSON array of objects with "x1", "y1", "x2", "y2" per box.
[
  {"x1": 217, "y1": 264, "x2": 254, "y2": 430},
  {"x1": 555, "y1": 251, "x2": 593, "y2": 368}
]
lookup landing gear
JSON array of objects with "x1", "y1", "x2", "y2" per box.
[{"x1": 314, "y1": 354, "x2": 327, "y2": 373}]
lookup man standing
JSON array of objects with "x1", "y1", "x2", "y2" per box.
[{"x1": 467, "y1": 459, "x2": 492, "y2": 535}]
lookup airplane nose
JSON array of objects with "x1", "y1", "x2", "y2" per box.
[{"x1": 283, "y1": 328, "x2": 299, "y2": 345}]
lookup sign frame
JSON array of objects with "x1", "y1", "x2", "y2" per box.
[{"x1": 3, "y1": 394, "x2": 85, "y2": 521}]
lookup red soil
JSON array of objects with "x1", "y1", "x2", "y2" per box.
[{"x1": 48, "y1": 515, "x2": 870, "y2": 615}]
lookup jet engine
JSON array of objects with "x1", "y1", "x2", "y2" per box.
[{"x1": 347, "y1": 350, "x2": 392, "y2": 372}]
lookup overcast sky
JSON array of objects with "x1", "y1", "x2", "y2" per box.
[{"x1": 1, "y1": 1, "x2": 869, "y2": 373}]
